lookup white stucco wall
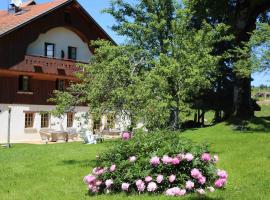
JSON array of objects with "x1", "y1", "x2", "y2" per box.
[
  {"x1": 0, "y1": 104, "x2": 89, "y2": 143},
  {"x1": 26, "y1": 27, "x2": 92, "y2": 62}
]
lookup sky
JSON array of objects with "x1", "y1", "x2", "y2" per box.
[{"x1": 0, "y1": 0, "x2": 269, "y2": 86}]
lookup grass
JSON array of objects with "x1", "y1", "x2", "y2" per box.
[{"x1": 0, "y1": 107, "x2": 270, "y2": 200}]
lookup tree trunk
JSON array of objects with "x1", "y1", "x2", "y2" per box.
[
  {"x1": 169, "y1": 107, "x2": 179, "y2": 130},
  {"x1": 233, "y1": 76, "x2": 254, "y2": 119}
]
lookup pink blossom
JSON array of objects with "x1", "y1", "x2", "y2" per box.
[
  {"x1": 84, "y1": 175, "x2": 96, "y2": 184},
  {"x1": 172, "y1": 157, "x2": 180, "y2": 165},
  {"x1": 109, "y1": 164, "x2": 116, "y2": 172},
  {"x1": 165, "y1": 187, "x2": 186, "y2": 196},
  {"x1": 185, "y1": 153, "x2": 194, "y2": 161},
  {"x1": 217, "y1": 169, "x2": 228, "y2": 179},
  {"x1": 201, "y1": 153, "x2": 211, "y2": 162},
  {"x1": 162, "y1": 155, "x2": 172, "y2": 164},
  {"x1": 185, "y1": 180, "x2": 195, "y2": 190},
  {"x1": 88, "y1": 184, "x2": 99, "y2": 193},
  {"x1": 207, "y1": 187, "x2": 215, "y2": 192},
  {"x1": 156, "y1": 175, "x2": 164, "y2": 183},
  {"x1": 147, "y1": 182, "x2": 157, "y2": 192},
  {"x1": 169, "y1": 174, "x2": 176, "y2": 183},
  {"x1": 135, "y1": 179, "x2": 146, "y2": 192},
  {"x1": 197, "y1": 188, "x2": 206, "y2": 195},
  {"x1": 145, "y1": 176, "x2": 152, "y2": 182},
  {"x1": 191, "y1": 168, "x2": 202, "y2": 179},
  {"x1": 177, "y1": 153, "x2": 185, "y2": 160},
  {"x1": 213, "y1": 155, "x2": 219, "y2": 163},
  {"x1": 198, "y1": 176, "x2": 206, "y2": 185},
  {"x1": 121, "y1": 183, "x2": 130, "y2": 191},
  {"x1": 92, "y1": 167, "x2": 104, "y2": 175},
  {"x1": 215, "y1": 178, "x2": 227, "y2": 188},
  {"x1": 96, "y1": 180, "x2": 102, "y2": 186},
  {"x1": 129, "y1": 156, "x2": 136, "y2": 162},
  {"x1": 122, "y1": 132, "x2": 130, "y2": 140},
  {"x1": 150, "y1": 156, "x2": 160, "y2": 166},
  {"x1": 105, "y1": 179, "x2": 113, "y2": 188}
]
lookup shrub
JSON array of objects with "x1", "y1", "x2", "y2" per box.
[{"x1": 84, "y1": 130, "x2": 227, "y2": 196}]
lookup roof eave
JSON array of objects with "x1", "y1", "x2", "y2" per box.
[{"x1": 0, "y1": 0, "x2": 73, "y2": 38}]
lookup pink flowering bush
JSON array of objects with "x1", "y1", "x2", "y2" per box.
[{"x1": 83, "y1": 131, "x2": 228, "y2": 196}]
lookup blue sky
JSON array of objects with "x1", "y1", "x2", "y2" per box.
[{"x1": 1, "y1": 0, "x2": 269, "y2": 86}]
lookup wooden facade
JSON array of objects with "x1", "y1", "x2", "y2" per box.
[{"x1": 0, "y1": 0, "x2": 113, "y2": 105}]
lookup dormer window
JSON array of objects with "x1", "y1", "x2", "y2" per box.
[
  {"x1": 68, "y1": 46, "x2": 77, "y2": 60},
  {"x1": 19, "y1": 75, "x2": 30, "y2": 92},
  {"x1": 45, "y1": 43, "x2": 55, "y2": 57}
]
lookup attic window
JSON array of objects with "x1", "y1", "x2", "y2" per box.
[
  {"x1": 34, "y1": 66, "x2": 43, "y2": 73},
  {"x1": 64, "y1": 12, "x2": 71, "y2": 24},
  {"x1": 57, "y1": 69, "x2": 66, "y2": 76}
]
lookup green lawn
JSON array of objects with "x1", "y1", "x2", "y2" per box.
[{"x1": 1, "y1": 107, "x2": 270, "y2": 200}]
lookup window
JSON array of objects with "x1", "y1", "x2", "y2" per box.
[
  {"x1": 93, "y1": 117, "x2": 101, "y2": 130},
  {"x1": 68, "y1": 46, "x2": 77, "y2": 60},
  {"x1": 106, "y1": 114, "x2": 115, "y2": 129},
  {"x1": 67, "y1": 112, "x2": 74, "y2": 127},
  {"x1": 56, "y1": 79, "x2": 65, "y2": 91},
  {"x1": 25, "y1": 113, "x2": 34, "y2": 128},
  {"x1": 19, "y1": 75, "x2": 30, "y2": 92},
  {"x1": 45, "y1": 43, "x2": 55, "y2": 57},
  {"x1": 41, "y1": 113, "x2": 50, "y2": 128}
]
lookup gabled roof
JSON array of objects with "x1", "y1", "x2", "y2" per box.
[{"x1": 0, "y1": 0, "x2": 115, "y2": 43}]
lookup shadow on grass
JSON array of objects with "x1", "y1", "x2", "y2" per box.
[
  {"x1": 225, "y1": 116, "x2": 270, "y2": 133},
  {"x1": 61, "y1": 159, "x2": 96, "y2": 168},
  {"x1": 83, "y1": 193, "x2": 224, "y2": 200}
]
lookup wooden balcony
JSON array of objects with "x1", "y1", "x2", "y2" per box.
[{"x1": 9, "y1": 55, "x2": 86, "y2": 78}]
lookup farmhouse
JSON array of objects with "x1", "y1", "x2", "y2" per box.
[{"x1": 0, "y1": 0, "x2": 127, "y2": 143}]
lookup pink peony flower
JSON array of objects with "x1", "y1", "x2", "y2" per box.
[
  {"x1": 198, "y1": 176, "x2": 206, "y2": 185},
  {"x1": 191, "y1": 168, "x2": 202, "y2": 179},
  {"x1": 122, "y1": 132, "x2": 130, "y2": 140},
  {"x1": 207, "y1": 186, "x2": 215, "y2": 192},
  {"x1": 213, "y1": 155, "x2": 219, "y2": 163},
  {"x1": 201, "y1": 153, "x2": 211, "y2": 162},
  {"x1": 172, "y1": 157, "x2": 180, "y2": 165},
  {"x1": 156, "y1": 175, "x2": 164, "y2": 184},
  {"x1": 169, "y1": 174, "x2": 176, "y2": 183},
  {"x1": 95, "y1": 180, "x2": 102, "y2": 186},
  {"x1": 109, "y1": 164, "x2": 116, "y2": 172},
  {"x1": 215, "y1": 178, "x2": 227, "y2": 188},
  {"x1": 150, "y1": 156, "x2": 160, "y2": 166},
  {"x1": 197, "y1": 188, "x2": 206, "y2": 195},
  {"x1": 105, "y1": 179, "x2": 113, "y2": 188},
  {"x1": 84, "y1": 175, "x2": 96, "y2": 184},
  {"x1": 165, "y1": 187, "x2": 186, "y2": 196},
  {"x1": 162, "y1": 155, "x2": 172, "y2": 164},
  {"x1": 145, "y1": 176, "x2": 152, "y2": 182},
  {"x1": 121, "y1": 183, "x2": 130, "y2": 191},
  {"x1": 185, "y1": 153, "x2": 194, "y2": 161},
  {"x1": 185, "y1": 180, "x2": 195, "y2": 190},
  {"x1": 92, "y1": 167, "x2": 104, "y2": 175},
  {"x1": 135, "y1": 179, "x2": 145, "y2": 192},
  {"x1": 129, "y1": 156, "x2": 136, "y2": 162},
  {"x1": 147, "y1": 182, "x2": 157, "y2": 192},
  {"x1": 177, "y1": 153, "x2": 185, "y2": 160},
  {"x1": 217, "y1": 169, "x2": 228, "y2": 179},
  {"x1": 88, "y1": 184, "x2": 99, "y2": 193}
]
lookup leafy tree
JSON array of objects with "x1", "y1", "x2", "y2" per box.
[
  {"x1": 52, "y1": 2, "x2": 229, "y2": 130},
  {"x1": 187, "y1": 0, "x2": 270, "y2": 119}
]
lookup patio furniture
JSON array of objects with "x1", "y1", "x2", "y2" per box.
[
  {"x1": 50, "y1": 131, "x2": 68, "y2": 142},
  {"x1": 94, "y1": 130, "x2": 104, "y2": 143},
  {"x1": 39, "y1": 130, "x2": 51, "y2": 144},
  {"x1": 66, "y1": 128, "x2": 79, "y2": 141},
  {"x1": 79, "y1": 128, "x2": 97, "y2": 144}
]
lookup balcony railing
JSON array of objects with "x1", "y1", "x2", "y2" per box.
[{"x1": 10, "y1": 55, "x2": 87, "y2": 77}]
